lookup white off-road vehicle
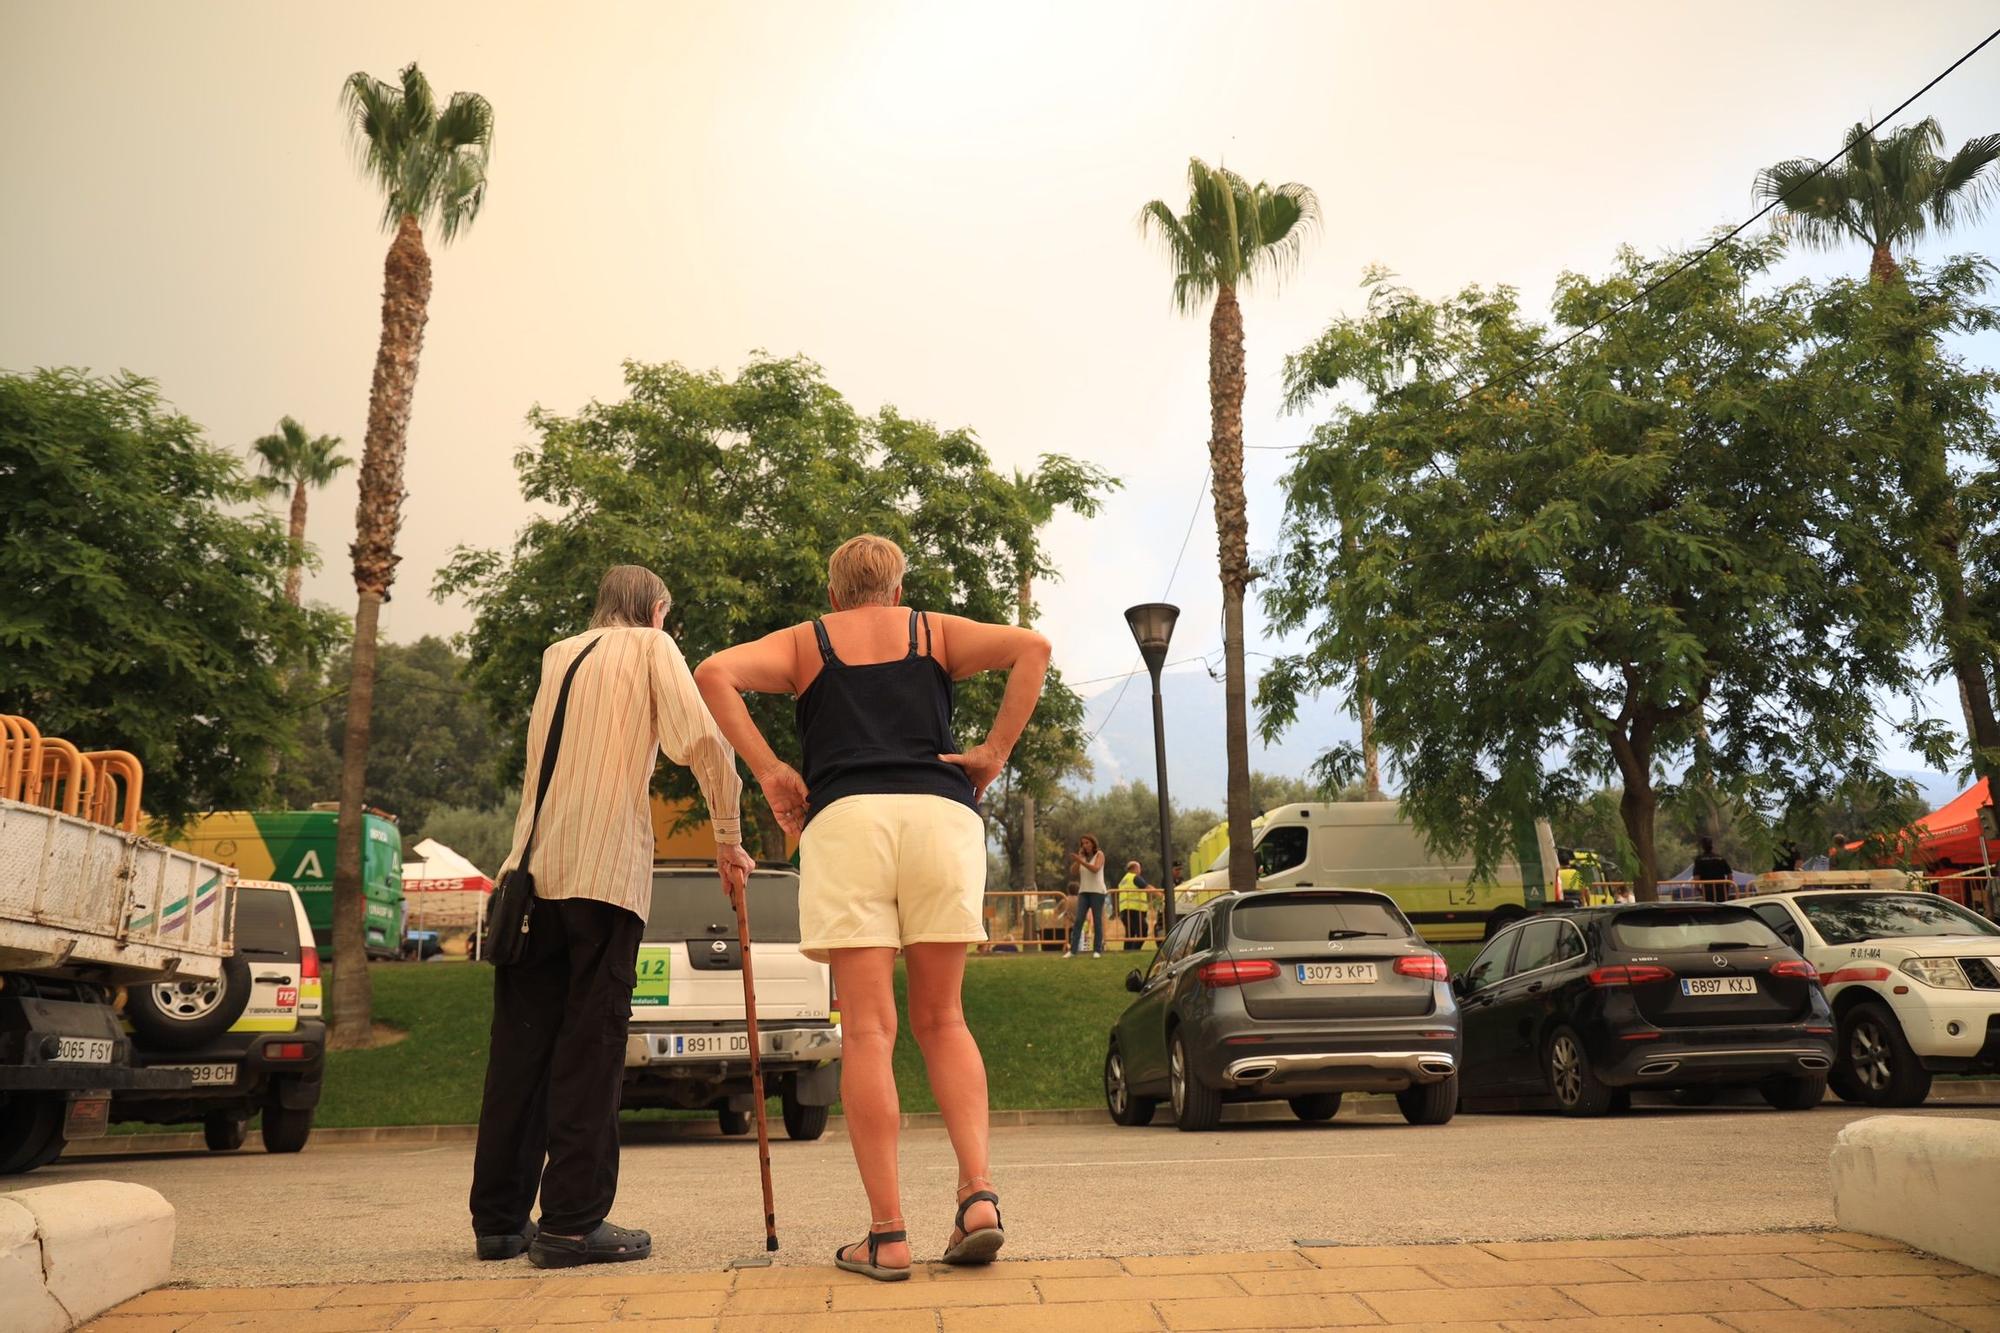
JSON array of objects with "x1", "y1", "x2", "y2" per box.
[{"x1": 1739, "y1": 885, "x2": 2000, "y2": 1106}]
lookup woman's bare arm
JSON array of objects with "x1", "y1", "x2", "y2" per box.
[
  {"x1": 931, "y1": 615, "x2": 1052, "y2": 800},
  {"x1": 693, "y1": 628, "x2": 810, "y2": 838}
]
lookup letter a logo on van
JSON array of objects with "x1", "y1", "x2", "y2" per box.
[{"x1": 294, "y1": 849, "x2": 324, "y2": 879}]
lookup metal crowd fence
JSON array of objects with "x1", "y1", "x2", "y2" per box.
[{"x1": 978, "y1": 888, "x2": 1170, "y2": 954}]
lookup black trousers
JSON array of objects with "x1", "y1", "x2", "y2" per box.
[
  {"x1": 1119, "y1": 908, "x2": 1150, "y2": 951},
  {"x1": 468, "y1": 895, "x2": 642, "y2": 1237}
]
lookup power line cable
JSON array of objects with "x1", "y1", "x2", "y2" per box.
[{"x1": 1086, "y1": 464, "x2": 1214, "y2": 740}]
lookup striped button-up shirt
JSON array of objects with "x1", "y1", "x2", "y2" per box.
[{"x1": 500, "y1": 626, "x2": 742, "y2": 923}]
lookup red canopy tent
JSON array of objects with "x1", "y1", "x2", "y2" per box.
[{"x1": 1912, "y1": 777, "x2": 1994, "y2": 868}]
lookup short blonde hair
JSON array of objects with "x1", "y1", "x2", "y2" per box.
[
  {"x1": 590, "y1": 564, "x2": 670, "y2": 628},
  {"x1": 828, "y1": 534, "x2": 905, "y2": 608}
]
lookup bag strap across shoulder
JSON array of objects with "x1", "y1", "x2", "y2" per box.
[{"x1": 517, "y1": 635, "x2": 602, "y2": 875}]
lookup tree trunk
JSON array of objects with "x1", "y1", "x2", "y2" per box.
[
  {"x1": 328, "y1": 591, "x2": 382, "y2": 1048},
  {"x1": 1869, "y1": 243, "x2": 1900, "y2": 287},
  {"x1": 1016, "y1": 569, "x2": 1037, "y2": 893},
  {"x1": 1209, "y1": 283, "x2": 1256, "y2": 894},
  {"x1": 284, "y1": 481, "x2": 308, "y2": 607},
  {"x1": 329, "y1": 213, "x2": 432, "y2": 1050},
  {"x1": 754, "y1": 814, "x2": 788, "y2": 863},
  {"x1": 1607, "y1": 730, "x2": 1659, "y2": 902},
  {"x1": 1358, "y1": 663, "x2": 1382, "y2": 800}
]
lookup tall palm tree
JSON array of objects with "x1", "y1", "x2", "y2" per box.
[
  {"x1": 329, "y1": 63, "x2": 493, "y2": 1047},
  {"x1": 250, "y1": 416, "x2": 350, "y2": 606},
  {"x1": 1140, "y1": 158, "x2": 1318, "y2": 893},
  {"x1": 1758, "y1": 118, "x2": 2000, "y2": 785}
]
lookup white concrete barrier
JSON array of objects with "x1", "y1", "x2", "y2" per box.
[
  {"x1": 0, "y1": 1181, "x2": 175, "y2": 1329},
  {"x1": 1831, "y1": 1114, "x2": 2000, "y2": 1276}
]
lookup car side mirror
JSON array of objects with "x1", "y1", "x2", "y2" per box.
[{"x1": 1125, "y1": 969, "x2": 1145, "y2": 993}]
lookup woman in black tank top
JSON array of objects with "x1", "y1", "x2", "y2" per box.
[{"x1": 693, "y1": 535, "x2": 1052, "y2": 1280}]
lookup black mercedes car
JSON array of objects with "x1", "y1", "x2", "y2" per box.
[
  {"x1": 1103, "y1": 888, "x2": 1461, "y2": 1131},
  {"x1": 1455, "y1": 903, "x2": 1836, "y2": 1116}
]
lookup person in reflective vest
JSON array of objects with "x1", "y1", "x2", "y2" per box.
[{"x1": 1115, "y1": 861, "x2": 1155, "y2": 952}]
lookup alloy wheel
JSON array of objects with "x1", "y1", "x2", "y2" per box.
[
  {"x1": 1851, "y1": 1019, "x2": 1892, "y2": 1092},
  {"x1": 1106, "y1": 1051, "x2": 1128, "y2": 1116},
  {"x1": 1169, "y1": 1041, "x2": 1185, "y2": 1116},
  {"x1": 150, "y1": 978, "x2": 224, "y2": 1021},
  {"x1": 1551, "y1": 1034, "x2": 1584, "y2": 1106}
]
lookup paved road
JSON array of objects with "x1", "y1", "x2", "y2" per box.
[{"x1": 32, "y1": 1100, "x2": 2000, "y2": 1288}]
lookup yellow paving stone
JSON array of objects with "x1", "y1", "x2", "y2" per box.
[
  {"x1": 1714, "y1": 1310, "x2": 1965, "y2": 1332},
  {"x1": 620, "y1": 1290, "x2": 731, "y2": 1320},
  {"x1": 537, "y1": 1323, "x2": 719, "y2": 1333},
  {"x1": 1121, "y1": 1249, "x2": 1312, "y2": 1276},
  {"x1": 1759, "y1": 1278, "x2": 2000, "y2": 1311},
  {"x1": 827, "y1": 1277, "x2": 1040, "y2": 1312},
  {"x1": 943, "y1": 1299, "x2": 1165, "y2": 1332},
  {"x1": 1420, "y1": 1258, "x2": 1637, "y2": 1287},
  {"x1": 1155, "y1": 1291, "x2": 1379, "y2": 1330},
  {"x1": 920, "y1": 1260, "x2": 1127, "y2": 1282},
  {"x1": 82, "y1": 1318, "x2": 202, "y2": 1333},
  {"x1": 120, "y1": 1287, "x2": 344, "y2": 1314},
  {"x1": 1360, "y1": 1284, "x2": 1593, "y2": 1324},
  {"x1": 734, "y1": 1266, "x2": 857, "y2": 1289},
  {"x1": 1476, "y1": 1238, "x2": 1680, "y2": 1261},
  {"x1": 1562, "y1": 1279, "x2": 1793, "y2": 1317},
  {"x1": 1305, "y1": 1243, "x2": 1500, "y2": 1269},
  {"x1": 718, "y1": 1285, "x2": 834, "y2": 1316},
  {"x1": 1234, "y1": 1264, "x2": 1441, "y2": 1297},
  {"x1": 323, "y1": 1279, "x2": 543, "y2": 1306},
  {"x1": 393, "y1": 1293, "x2": 624, "y2": 1326},
  {"x1": 1820, "y1": 1233, "x2": 1919, "y2": 1252},
  {"x1": 1923, "y1": 1308, "x2": 2000, "y2": 1332},
  {"x1": 1363, "y1": 1323, "x2": 1510, "y2": 1333},
  {"x1": 1792, "y1": 1252, "x2": 1976, "y2": 1279},
  {"x1": 1500, "y1": 1319, "x2": 1734, "y2": 1333},
  {"x1": 532, "y1": 1272, "x2": 736, "y2": 1296},
  {"x1": 185, "y1": 1308, "x2": 415, "y2": 1332},
  {"x1": 1666, "y1": 1234, "x2": 1853, "y2": 1256},
  {"x1": 1614, "y1": 1255, "x2": 1828, "y2": 1283},
  {"x1": 1035, "y1": 1274, "x2": 1239, "y2": 1303},
  {"x1": 716, "y1": 1311, "x2": 939, "y2": 1333}
]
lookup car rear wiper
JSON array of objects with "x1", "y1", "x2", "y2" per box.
[
  {"x1": 1326, "y1": 929, "x2": 1388, "y2": 939},
  {"x1": 1705, "y1": 941, "x2": 1759, "y2": 950}
]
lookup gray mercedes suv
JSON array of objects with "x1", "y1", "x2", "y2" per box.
[{"x1": 1103, "y1": 888, "x2": 1461, "y2": 1130}]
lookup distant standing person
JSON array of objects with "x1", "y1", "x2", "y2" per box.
[
  {"x1": 1068, "y1": 835, "x2": 1107, "y2": 958},
  {"x1": 1691, "y1": 837, "x2": 1733, "y2": 891},
  {"x1": 1115, "y1": 860, "x2": 1155, "y2": 951}
]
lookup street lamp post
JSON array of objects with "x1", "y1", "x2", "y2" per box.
[{"x1": 1125, "y1": 602, "x2": 1181, "y2": 945}]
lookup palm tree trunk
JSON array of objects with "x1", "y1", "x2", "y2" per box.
[
  {"x1": 1209, "y1": 283, "x2": 1256, "y2": 894},
  {"x1": 330, "y1": 212, "x2": 432, "y2": 1049},
  {"x1": 284, "y1": 480, "x2": 309, "y2": 607},
  {"x1": 1016, "y1": 568, "x2": 1037, "y2": 896},
  {"x1": 1869, "y1": 243, "x2": 1900, "y2": 286}
]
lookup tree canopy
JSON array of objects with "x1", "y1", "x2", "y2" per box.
[
  {"x1": 436, "y1": 355, "x2": 1092, "y2": 853},
  {"x1": 0, "y1": 369, "x2": 342, "y2": 826},
  {"x1": 1261, "y1": 238, "x2": 1946, "y2": 898}
]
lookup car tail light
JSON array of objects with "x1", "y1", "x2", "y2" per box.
[
  {"x1": 1393, "y1": 954, "x2": 1449, "y2": 981},
  {"x1": 300, "y1": 947, "x2": 321, "y2": 981},
  {"x1": 267, "y1": 1042, "x2": 312, "y2": 1061},
  {"x1": 1770, "y1": 959, "x2": 1818, "y2": 980},
  {"x1": 1588, "y1": 964, "x2": 1674, "y2": 987},
  {"x1": 1198, "y1": 960, "x2": 1280, "y2": 987},
  {"x1": 1822, "y1": 965, "x2": 1891, "y2": 984}
]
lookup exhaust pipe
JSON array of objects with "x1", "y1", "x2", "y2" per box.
[
  {"x1": 1636, "y1": 1060, "x2": 1680, "y2": 1077},
  {"x1": 1234, "y1": 1063, "x2": 1276, "y2": 1083},
  {"x1": 1798, "y1": 1055, "x2": 1831, "y2": 1071},
  {"x1": 1418, "y1": 1058, "x2": 1455, "y2": 1077}
]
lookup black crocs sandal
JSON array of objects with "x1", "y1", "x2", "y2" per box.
[
  {"x1": 834, "y1": 1223, "x2": 911, "y2": 1282},
  {"x1": 527, "y1": 1220, "x2": 652, "y2": 1268},
  {"x1": 941, "y1": 1186, "x2": 1004, "y2": 1266},
  {"x1": 475, "y1": 1221, "x2": 537, "y2": 1261}
]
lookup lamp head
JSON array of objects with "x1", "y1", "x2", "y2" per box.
[{"x1": 1124, "y1": 602, "x2": 1180, "y2": 674}]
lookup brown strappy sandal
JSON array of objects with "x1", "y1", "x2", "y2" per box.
[
  {"x1": 942, "y1": 1178, "x2": 1004, "y2": 1266},
  {"x1": 834, "y1": 1218, "x2": 911, "y2": 1282}
]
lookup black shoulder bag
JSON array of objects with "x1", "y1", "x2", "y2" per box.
[{"x1": 486, "y1": 636, "x2": 601, "y2": 966}]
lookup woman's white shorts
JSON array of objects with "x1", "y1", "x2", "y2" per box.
[{"x1": 797, "y1": 794, "x2": 987, "y2": 964}]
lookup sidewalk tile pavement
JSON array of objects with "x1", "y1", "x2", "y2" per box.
[{"x1": 83, "y1": 1231, "x2": 2000, "y2": 1332}]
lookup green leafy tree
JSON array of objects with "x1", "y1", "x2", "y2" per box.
[
  {"x1": 1759, "y1": 119, "x2": 2000, "y2": 783},
  {"x1": 1139, "y1": 158, "x2": 1318, "y2": 895},
  {"x1": 1264, "y1": 239, "x2": 1935, "y2": 900},
  {"x1": 275, "y1": 636, "x2": 505, "y2": 836},
  {"x1": 249, "y1": 417, "x2": 351, "y2": 607},
  {"x1": 435, "y1": 355, "x2": 1091, "y2": 859},
  {"x1": 416, "y1": 790, "x2": 520, "y2": 877},
  {"x1": 330, "y1": 63, "x2": 494, "y2": 1046},
  {"x1": 0, "y1": 369, "x2": 341, "y2": 826}
]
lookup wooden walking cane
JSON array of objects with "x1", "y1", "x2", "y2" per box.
[{"x1": 729, "y1": 877, "x2": 779, "y2": 1251}]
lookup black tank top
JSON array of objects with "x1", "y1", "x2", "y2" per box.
[{"x1": 796, "y1": 610, "x2": 977, "y2": 826}]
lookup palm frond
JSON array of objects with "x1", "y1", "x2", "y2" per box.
[
  {"x1": 1137, "y1": 198, "x2": 1217, "y2": 313},
  {"x1": 341, "y1": 63, "x2": 494, "y2": 244},
  {"x1": 1929, "y1": 132, "x2": 2000, "y2": 230}
]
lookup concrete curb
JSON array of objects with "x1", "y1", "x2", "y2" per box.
[
  {"x1": 1832, "y1": 1114, "x2": 2000, "y2": 1276},
  {"x1": 65, "y1": 1078, "x2": 2000, "y2": 1159},
  {"x1": 0, "y1": 1181, "x2": 175, "y2": 1331}
]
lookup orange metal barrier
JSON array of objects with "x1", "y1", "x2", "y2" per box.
[
  {"x1": 979, "y1": 888, "x2": 1168, "y2": 954},
  {"x1": 80, "y1": 750, "x2": 143, "y2": 833},
  {"x1": 1, "y1": 715, "x2": 148, "y2": 835}
]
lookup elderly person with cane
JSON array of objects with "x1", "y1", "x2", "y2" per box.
[
  {"x1": 469, "y1": 565, "x2": 752, "y2": 1268},
  {"x1": 694, "y1": 534, "x2": 1050, "y2": 1281}
]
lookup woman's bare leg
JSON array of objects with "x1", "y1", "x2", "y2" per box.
[
  {"x1": 828, "y1": 947, "x2": 909, "y2": 1267},
  {"x1": 904, "y1": 943, "x2": 999, "y2": 1237}
]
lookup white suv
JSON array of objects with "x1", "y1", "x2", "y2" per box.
[
  {"x1": 620, "y1": 861, "x2": 840, "y2": 1139},
  {"x1": 1739, "y1": 888, "x2": 2000, "y2": 1106}
]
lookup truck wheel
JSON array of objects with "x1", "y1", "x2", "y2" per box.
[
  {"x1": 718, "y1": 1106, "x2": 751, "y2": 1136},
  {"x1": 1169, "y1": 1031, "x2": 1221, "y2": 1132},
  {"x1": 1104, "y1": 1044, "x2": 1157, "y2": 1127},
  {"x1": 261, "y1": 1101, "x2": 313, "y2": 1154},
  {"x1": 1397, "y1": 1074, "x2": 1458, "y2": 1125},
  {"x1": 128, "y1": 956, "x2": 253, "y2": 1052},
  {"x1": 1843, "y1": 1003, "x2": 1932, "y2": 1107},
  {"x1": 203, "y1": 1113, "x2": 247, "y2": 1152},
  {"x1": 781, "y1": 1089, "x2": 828, "y2": 1141},
  {"x1": 0, "y1": 1094, "x2": 65, "y2": 1175}
]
